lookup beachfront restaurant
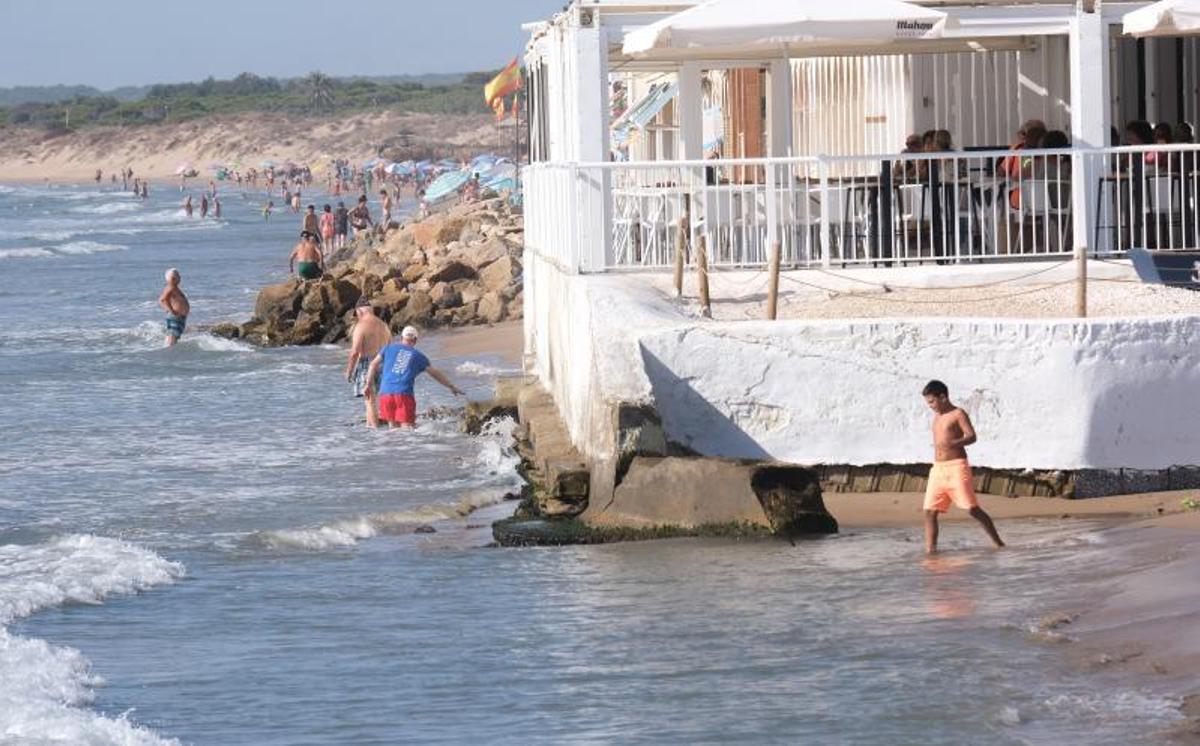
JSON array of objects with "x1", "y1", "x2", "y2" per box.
[{"x1": 521, "y1": 0, "x2": 1200, "y2": 274}]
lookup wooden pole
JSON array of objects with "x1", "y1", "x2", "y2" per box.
[
  {"x1": 1075, "y1": 250, "x2": 1088, "y2": 318},
  {"x1": 767, "y1": 240, "x2": 782, "y2": 320},
  {"x1": 674, "y1": 195, "x2": 689, "y2": 297},
  {"x1": 697, "y1": 233, "x2": 711, "y2": 318}
]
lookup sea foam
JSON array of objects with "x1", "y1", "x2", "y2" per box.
[{"x1": 0, "y1": 535, "x2": 184, "y2": 745}]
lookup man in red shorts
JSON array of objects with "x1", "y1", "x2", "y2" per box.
[{"x1": 365, "y1": 325, "x2": 464, "y2": 427}]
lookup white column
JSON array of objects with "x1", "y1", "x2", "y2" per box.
[
  {"x1": 569, "y1": 23, "x2": 612, "y2": 271},
  {"x1": 677, "y1": 62, "x2": 704, "y2": 161},
  {"x1": 767, "y1": 59, "x2": 793, "y2": 157},
  {"x1": 1070, "y1": 7, "x2": 1111, "y2": 255}
]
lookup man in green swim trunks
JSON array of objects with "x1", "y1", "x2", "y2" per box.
[
  {"x1": 289, "y1": 231, "x2": 324, "y2": 280},
  {"x1": 158, "y1": 267, "x2": 190, "y2": 347}
]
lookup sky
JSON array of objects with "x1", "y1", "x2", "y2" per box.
[{"x1": 0, "y1": 0, "x2": 567, "y2": 89}]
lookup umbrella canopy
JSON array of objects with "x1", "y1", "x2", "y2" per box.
[
  {"x1": 1124, "y1": 0, "x2": 1200, "y2": 37},
  {"x1": 623, "y1": 0, "x2": 953, "y2": 59}
]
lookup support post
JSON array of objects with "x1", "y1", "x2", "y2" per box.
[
  {"x1": 1069, "y1": 4, "x2": 1109, "y2": 318},
  {"x1": 697, "y1": 234, "x2": 711, "y2": 318},
  {"x1": 674, "y1": 195, "x2": 689, "y2": 297},
  {"x1": 767, "y1": 240, "x2": 781, "y2": 320}
]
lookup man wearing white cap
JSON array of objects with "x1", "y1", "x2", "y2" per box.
[
  {"x1": 365, "y1": 325, "x2": 464, "y2": 427},
  {"x1": 158, "y1": 268, "x2": 190, "y2": 347}
]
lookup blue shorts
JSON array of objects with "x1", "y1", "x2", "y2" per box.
[
  {"x1": 165, "y1": 314, "x2": 187, "y2": 339},
  {"x1": 350, "y1": 358, "x2": 381, "y2": 398}
]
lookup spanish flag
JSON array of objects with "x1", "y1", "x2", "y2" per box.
[{"x1": 484, "y1": 58, "x2": 523, "y2": 110}]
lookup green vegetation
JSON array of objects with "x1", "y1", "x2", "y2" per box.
[
  {"x1": 1182, "y1": 497, "x2": 1200, "y2": 512},
  {"x1": 0, "y1": 70, "x2": 497, "y2": 129}
]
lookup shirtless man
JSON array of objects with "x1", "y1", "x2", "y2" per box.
[
  {"x1": 289, "y1": 231, "x2": 324, "y2": 280},
  {"x1": 302, "y1": 205, "x2": 321, "y2": 249},
  {"x1": 344, "y1": 299, "x2": 392, "y2": 427},
  {"x1": 159, "y1": 268, "x2": 190, "y2": 347},
  {"x1": 183, "y1": 195, "x2": 193, "y2": 217},
  {"x1": 921, "y1": 380, "x2": 1004, "y2": 554},
  {"x1": 379, "y1": 189, "x2": 393, "y2": 232}
]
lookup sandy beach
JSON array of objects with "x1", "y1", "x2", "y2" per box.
[
  {"x1": 427, "y1": 321, "x2": 522, "y2": 365},
  {"x1": 0, "y1": 110, "x2": 516, "y2": 182}
]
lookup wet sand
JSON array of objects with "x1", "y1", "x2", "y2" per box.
[
  {"x1": 429, "y1": 321, "x2": 522, "y2": 366},
  {"x1": 834, "y1": 491, "x2": 1200, "y2": 735}
]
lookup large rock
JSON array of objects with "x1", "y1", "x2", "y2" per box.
[
  {"x1": 397, "y1": 289, "x2": 433, "y2": 327},
  {"x1": 426, "y1": 260, "x2": 476, "y2": 284},
  {"x1": 430, "y1": 281, "x2": 461, "y2": 309},
  {"x1": 465, "y1": 237, "x2": 509, "y2": 269},
  {"x1": 478, "y1": 255, "x2": 521, "y2": 293},
  {"x1": 255, "y1": 278, "x2": 302, "y2": 321},
  {"x1": 477, "y1": 290, "x2": 506, "y2": 324}
]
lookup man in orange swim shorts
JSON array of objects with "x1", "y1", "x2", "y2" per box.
[{"x1": 921, "y1": 380, "x2": 1005, "y2": 554}]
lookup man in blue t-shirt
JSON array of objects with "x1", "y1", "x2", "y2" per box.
[{"x1": 365, "y1": 325, "x2": 464, "y2": 427}]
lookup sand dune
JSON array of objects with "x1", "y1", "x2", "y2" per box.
[{"x1": 0, "y1": 110, "x2": 518, "y2": 182}]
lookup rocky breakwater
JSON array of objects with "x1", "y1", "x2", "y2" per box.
[{"x1": 213, "y1": 197, "x2": 524, "y2": 346}]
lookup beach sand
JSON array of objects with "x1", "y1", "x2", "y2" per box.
[
  {"x1": 836, "y1": 490, "x2": 1200, "y2": 733},
  {"x1": 430, "y1": 321, "x2": 522, "y2": 366}
]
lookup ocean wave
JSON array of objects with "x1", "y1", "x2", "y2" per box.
[
  {"x1": 252, "y1": 489, "x2": 512, "y2": 551},
  {"x1": 455, "y1": 361, "x2": 519, "y2": 378},
  {"x1": 69, "y1": 201, "x2": 141, "y2": 215},
  {"x1": 0, "y1": 247, "x2": 56, "y2": 259},
  {"x1": 56, "y1": 241, "x2": 128, "y2": 256},
  {"x1": 0, "y1": 535, "x2": 183, "y2": 745}
]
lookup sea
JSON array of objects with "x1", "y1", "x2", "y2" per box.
[{"x1": 0, "y1": 180, "x2": 1184, "y2": 745}]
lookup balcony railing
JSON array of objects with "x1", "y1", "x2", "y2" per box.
[{"x1": 523, "y1": 144, "x2": 1200, "y2": 273}]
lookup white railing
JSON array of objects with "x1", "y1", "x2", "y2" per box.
[{"x1": 523, "y1": 144, "x2": 1200, "y2": 273}]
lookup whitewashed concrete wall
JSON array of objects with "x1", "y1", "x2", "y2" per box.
[
  {"x1": 524, "y1": 263, "x2": 1200, "y2": 471},
  {"x1": 638, "y1": 317, "x2": 1200, "y2": 471}
]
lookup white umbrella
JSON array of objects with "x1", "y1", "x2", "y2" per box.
[
  {"x1": 1124, "y1": 0, "x2": 1200, "y2": 37},
  {"x1": 623, "y1": 0, "x2": 953, "y2": 58}
]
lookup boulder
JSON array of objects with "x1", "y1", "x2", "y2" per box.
[
  {"x1": 289, "y1": 312, "x2": 325, "y2": 345},
  {"x1": 460, "y1": 282, "x2": 484, "y2": 306},
  {"x1": 209, "y1": 322, "x2": 241, "y2": 339},
  {"x1": 399, "y1": 289, "x2": 433, "y2": 325},
  {"x1": 477, "y1": 290, "x2": 506, "y2": 324},
  {"x1": 426, "y1": 260, "x2": 476, "y2": 284},
  {"x1": 478, "y1": 255, "x2": 520, "y2": 293},
  {"x1": 401, "y1": 260, "x2": 427, "y2": 284},
  {"x1": 506, "y1": 290, "x2": 524, "y2": 320},
  {"x1": 430, "y1": 281, "x2": 461, "y2": 309},
  {"x1": 254, "y1": 278, "x2": 302, "y2": 320},
  {"x1": 469, "y1": 237, "x2": 509, "y2": 269},
  {"x1": 451, "y1": 301, "x2": 479, "y2": 326}
]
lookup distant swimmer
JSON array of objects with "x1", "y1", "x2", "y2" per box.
[
  {"x1": 200, "y1": 194, "x2": 209, "y2": 219},
  {"x1": 365, "y1": 325, "x2": 464, "y2": 428},
  {"x1": 141, "y1": 181, "x2": 148, "y2": 199},
  {"x1": 183, "y1": 195, "x2": 194, "y2": 217},
  {"x1": 921, "y1": 380, "x2": 1004, "y2": 555},
  {"x1": 159, "y1": 268, "x2": 190, "y2": 347},
  {"x1": 345, "y1": 299, "x2": 392, "y2": 427},
  {"x1": 319, "y1": 204, "x2": 335, "y2": 255},
  {"x1": 291, "y1": 191, "x2": 302, "y2": 213},
  {"x1": 263, "y1": 200, "x2": 274, "y2": 221},
  {"x1": 289, "y1": 231, "x2": 324, "y2": 280},
  {"x1": 212, "y1": 196, "x2": 222, "y2": 219},
  {"x1": 95, "y1": 168, "x2": 102, "y2": 184}
]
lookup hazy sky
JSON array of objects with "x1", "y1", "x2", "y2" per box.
[{"x1": 0, "y1": 0, "x2": 566, "y2": 88}]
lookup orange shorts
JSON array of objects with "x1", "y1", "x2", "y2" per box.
[{"x1": 923, "y1": 459, "x2": 979, "y2": 513}]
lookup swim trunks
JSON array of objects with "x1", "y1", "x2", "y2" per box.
[
  {"x1": 923, "y1": 459, "x2": 979, "y2": 513},
  {"x1": 165, "y1": 314, "x2": 187, "y2": 339},
  {"x1": 378, "y1": 393, "x2": 417, "y2": 425},
  {"x1": 297, "y1": 261, "x2": 321, "y2": 280},
  {"x1": 350, "y1": 358, "x2": 381, "y2": 398}
]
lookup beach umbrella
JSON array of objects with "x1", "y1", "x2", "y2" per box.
[
  {"x1": 622, "y1": 0, "x2": 954, "y2": 59},
  {"x1": 1124, "y1": 0, "x2": 1200, "y2": 37},
  {"x1": 260, "y1": 160, "x2": 277, "y2": 169}
]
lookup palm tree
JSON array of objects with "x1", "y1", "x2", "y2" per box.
[{"x1": 304, "y1": 72, "x2": 335, "y2": 111}]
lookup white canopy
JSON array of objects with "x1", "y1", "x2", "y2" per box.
[
  {"x1": 1124, "y1": 0, "x2": 1200, "y2": 37},
  {"x1": 623, "y1": 0, "x2": 954, "y2": 59}
]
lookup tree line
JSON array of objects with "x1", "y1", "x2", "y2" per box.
[{"x1": 0, "y1": 71, "x2": 501, "y2": 130}]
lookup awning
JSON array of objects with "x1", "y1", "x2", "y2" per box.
[
  {"x1": 623, "y1": 0, "x2": 954, "y2": 60},
  {"x1": 611, "y1": 81, "x2": 678, "y2": 148},
  {"x1": 1124, "y1": 0, "x2": 1200, "y2": 37}
]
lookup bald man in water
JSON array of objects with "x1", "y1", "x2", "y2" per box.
[{"x1": 345, "y1": 299, "x2": 392, "y2": 427}]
